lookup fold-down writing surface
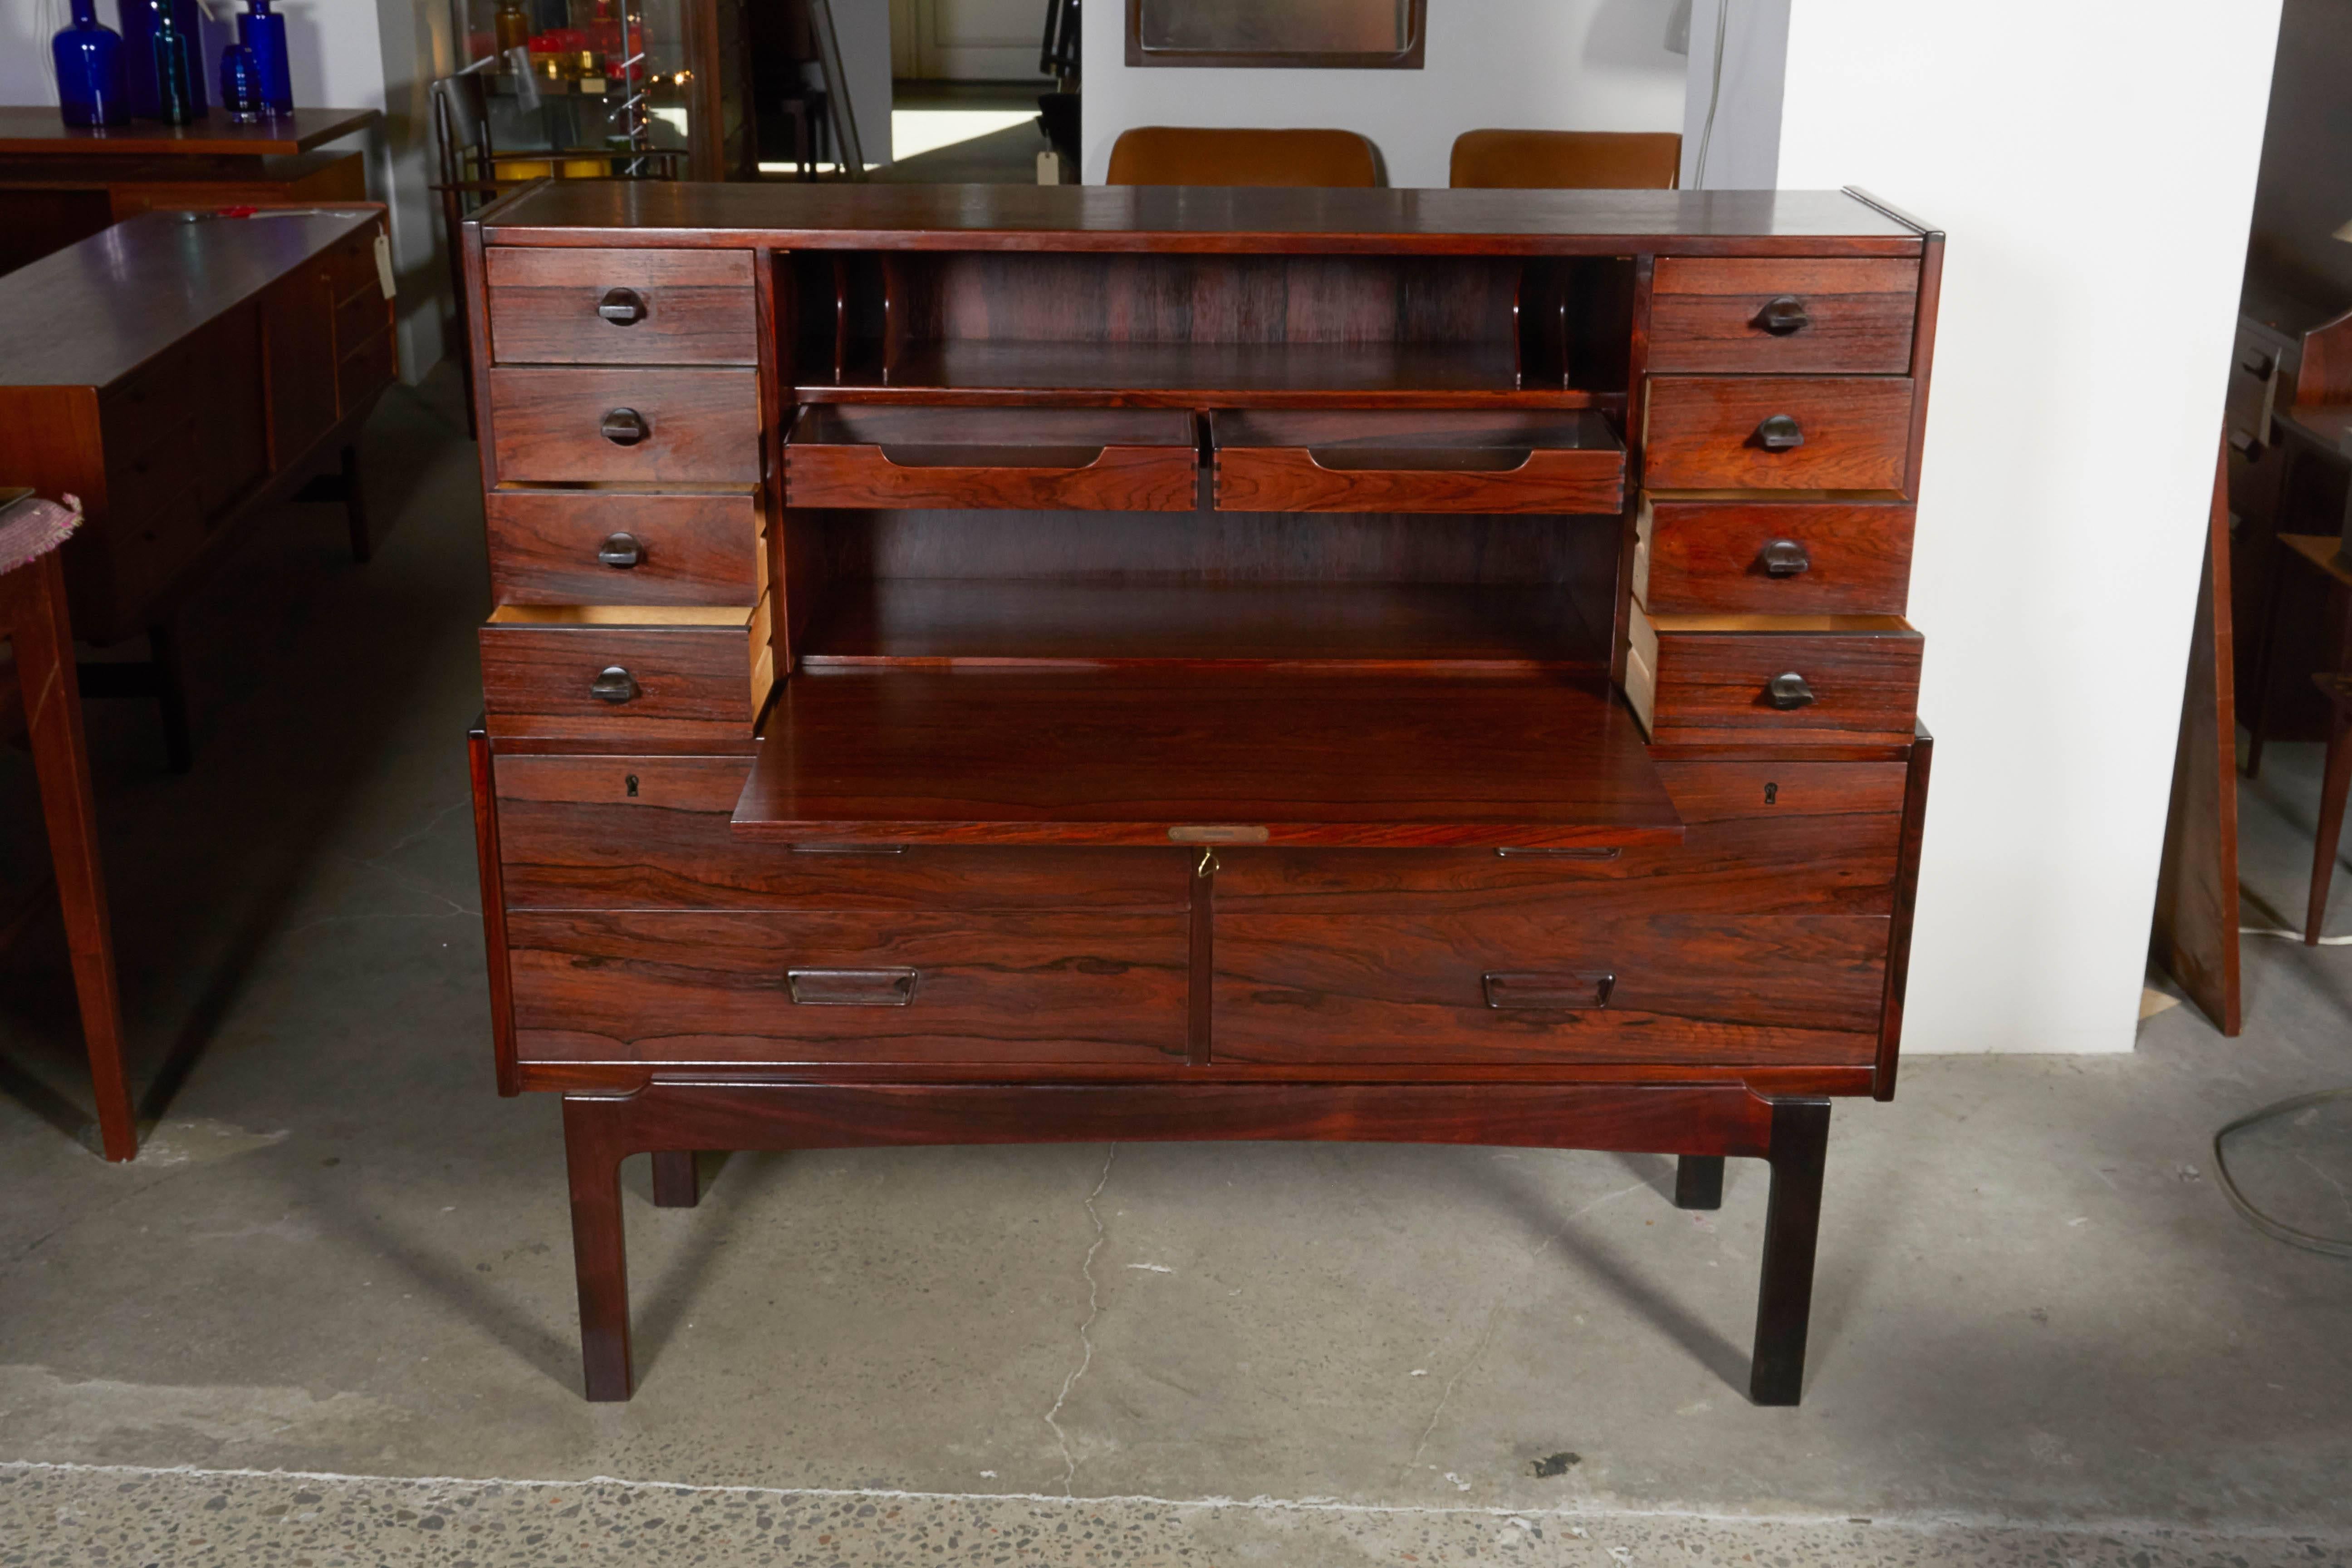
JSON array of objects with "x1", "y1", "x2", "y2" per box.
[{"x1": 733, "y1": 668, "x2": 1682, "y2": 848}]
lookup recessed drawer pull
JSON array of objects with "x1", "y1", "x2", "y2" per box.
[
  {"x1": 1765, "y1": 672, "x2": 1816, "y2": 710},
  {"x1": 598, "y1": 287, "x2": 647, "y2": 325},
  {"x1": 1759, "y1": 539, "x2": 1811, "y2": 577},
  {"x1": 788, "y1": 843, "x2": 913, "y2": 856},
  {"x1": 600, "y1": 407, "x2": 649, "y2": 446},
  {"x1": 589, "y1": 665, "x2": 639, "y2": 704},
  {"x1": 1482, "y1": 971, "x2": 1614, "y2": 1010},
  {"x1": 1754, "y1": 295, "x2": 1811, "y2": 335},
  {"x1": 596, "y1": 531, "x2": 644, "y2": 569},
  {"x1": 787, "y1": 967, "x2": 918, "y2": 1006},
  {"x1": 1754, "y1": 414, "x2": 1805, "y2": 452},
  {"x1": 1493, "y1": 846, "x2": 1621, "y2": 860}
]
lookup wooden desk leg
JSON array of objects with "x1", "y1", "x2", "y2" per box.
[
  {"x1": 12, "y1": 554, "x2": 137, "y2": 1161},
  {"x1": 2309, "y1": 696, "x2": 2352, "y2": 943},
  {"x1": 651, "y1": 1150, "x2": 701, "y2": 1208},
  {"x1": 146, "y1": 622, "x2": 193, "y2": 774},
  {"x1": 2244, "y1": 531, "x2": 2289, "y2": 780},
  {"x1": 340, "y1": 444, "x2": 371, "y2": 564},
  {"x1": 1749, "y1": 1099, "x2": 1831, "y2": 1407},
  {"x1": 564, "y1": 1093, "x2": 636, "y2": 1401},
  {"x1": 1672, "y1": 1154, "x2": 1724, "y2": 1210}
]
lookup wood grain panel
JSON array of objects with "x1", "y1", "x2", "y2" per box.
[
  {"x1": 488, "y1": 367, "x2": 760, "y2": 484},
  {"x1": 487, "y1": 245, "x2": 755, "y2": 365},
  {"x1": 1649, "y1": 258, "x2": 1917, "y2": 374},
  {"x1": 509, "y1": 909, "x2": 1190, "y2": 1064},
  {"x1": 486, "y1": 488, "x2": 761, "y2": 605},
  {"x1": 1213, "y1": 909, "x2": 1886, "y2": 1064},
  {"x1": 1627, "y1": 612, "x2": 1922, "y2": 745},
  {"x1": 1644, "y1": 376, "x2": 1912, "y2": 491},
  {"x1": 1636, "y1": 497, "x2": 1914, "y2": 615}
]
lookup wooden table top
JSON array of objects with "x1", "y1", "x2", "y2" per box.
[
  {"x1": 0, "y1": 207, "x2": 380, "y2": 390},
  {"x1": 0, "y1": 107, "x2": 378, "y2": 157}
]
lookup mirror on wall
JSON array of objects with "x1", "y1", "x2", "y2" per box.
[{"x1": 1126, "y1": 0, "x2": 1426, "y2": 69}]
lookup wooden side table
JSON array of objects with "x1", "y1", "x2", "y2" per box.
[{"x1": 0, "y1": 494, "x2": 134, "y2": 1160}]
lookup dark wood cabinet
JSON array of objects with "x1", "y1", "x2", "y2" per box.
[{"x1": 461, "y1": 181, "x2": 1943, "y2": 1406}]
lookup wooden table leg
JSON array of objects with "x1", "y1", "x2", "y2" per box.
[
  {"x1": 651, "y1": 1150, "x2": 701, "y2": 1208},
  {"x1": 2244, "y1": 527, "x2": 2289, "y2": 780},
  {"x1": 2309, "y1": 684, "x2": 2352, "y2": 943},
  {"x1": 146, "y1": 621, "x2": 193, "y2": 774},
  {"x1": 11, "y1": 553, "x2": 137, "y2": 1161},
  {"x1": 1749, "y1": 1099, "x2": 1831, "y2": 1407},
  {"x1": 1672, "y1": 1154, "x2": 1724, "y2": 1210},
  {"x1": 564, "y1": 1094, "x2": 636, "y2": 1401},
  {"x1": 340, "y1": 443, "x2": 371, "y2": 564}
]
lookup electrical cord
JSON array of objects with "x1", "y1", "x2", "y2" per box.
[
  {"x1": 2241, "y1": 926, "x2": 2352, "y2": 946},
  {"x1": 2212, "y1": 1088, "x2": 2352, "y2": 1258},
  {"x1": 1691, "y1": 0, "x2": 1730, "y2": 187}
]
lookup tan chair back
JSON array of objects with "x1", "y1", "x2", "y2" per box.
[
  {"x1": 1448, "y1": 130, "x2": 1682, "y2": 190},
  {"x1": 1106, "y1": 127, "x2": 1382, "y2": 187}
]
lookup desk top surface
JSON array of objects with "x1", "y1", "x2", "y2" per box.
[
  {"x1": 0, "y1": 107, "x2": 378, "y2": 158},
  {"x1": 0, "y1": 208, "x2": 380, "y2": 390},
  {"x1": 478, "y1": 181, "x2": 1931, "y2": 256}
]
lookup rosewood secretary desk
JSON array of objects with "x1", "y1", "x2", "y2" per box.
[{"x1": 461, "y1": 181, "x2": 1939, "y2": 1404}]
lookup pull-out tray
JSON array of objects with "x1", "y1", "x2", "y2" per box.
[
  {"x1": 1212, "y1": 409, "x2": 1624, "y2": 514},
  {"x1": 732, "y1": 668, "x2": 1681, "y2": 848},
  {"x1": 786, "y1": 406, "x2": 1200, "y2": 511}
]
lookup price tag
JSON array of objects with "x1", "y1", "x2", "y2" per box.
[{"x1": 373, "y1": 231, "x2": 396, "y2": 300}]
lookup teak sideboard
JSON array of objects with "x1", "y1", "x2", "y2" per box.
[{"x1": 460, "y1": 181, "x2": 1940, "y2": 1405}]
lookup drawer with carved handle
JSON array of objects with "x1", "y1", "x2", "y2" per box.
[
  {"x1": 1643, "y1": 376, "x2": 1913, "y2": 491},
  {"x1": 1624, "y1": 609, "x2": 1921, "y2": 746},
  {"x1": 488, "y1": 367, "x2": 760, "y2": 485},
  {"x1": 505, "y1": 908, "x2": 1190, "y2": 1065},
  {"x1": 786, "y1": 406, "x2": 1199, "y2": 510},
  {"x1": 479, "y1": 602, "x2": 773, "y2": 742},
  {"x1": 1213, "y1": 409, "x2": 1624, "y2": 513},
  {"x1": 486, "y1": 487, "x2": 765, "y2": 606},
  {"x1": 486, "y1": 246, "x2": 757, "y2": 366},
  {"x1": 1649, "y1": 258, "x2": 1919, "y2": 375},
  {"x1": 1635, "y1": 496, "x2": 1914, "y2": 615}
]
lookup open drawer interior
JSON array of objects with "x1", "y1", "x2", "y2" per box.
[
  {"x1": 1211, "y1": 409, "x2": 1625, "y2": 512},
  {"x1": 731, "y1": 667, "x2": 1683, "y2": 848}
]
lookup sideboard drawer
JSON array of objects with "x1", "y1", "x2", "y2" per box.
[
  {"x1": 1625, "y1": 610, "x2": 1922, "y2": 745},
  {"x1": 487, "y1": 488, "x2": 764, "y2": 606},
  {"x1": 1213, "y1": 409, "x2": 1624, "y2": 513},
  {"x1": 786, "y1": 406, "x2": 1199, "y2": 510},
  {"x1": 1643, "y1": 376, "x2": 1913, "y2": 491},
  {"x1": 1649, "y1": 258, "x2": 1918, "y2": 375},
  {"x1": 495, "y1": 754, "x2": 1195, "y2": 911},
  {"x1": 1635, "y1": 497, "x2": 1914, "y2": 615},
  {"x1": 1212, "y1": 907, "x2": 1886, "y2": 1066},
  {"x1": 489, "y1": 367, "x2": 761, "y2": 485},
  {"x1": 507, "y1": 909, "x2": 1190, "y2": 1064},
  {"x1": 486, "y1": 246, "x2": 757, "y2": 366},
  {"x1": 479, "y1": 603, "x2": 774, "y2": 740}
]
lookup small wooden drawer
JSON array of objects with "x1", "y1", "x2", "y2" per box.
[
  {"x1": 486, "y1": 246, "x2": 757, "y2": 366},
  {"x1": 479, "y1": 603, "x2": 774, "y2": 741},
  {"x1": 1643, "y1": 376, "x2": 1913, "y2": 491},
  {"x1": 488, "y1": 367, "x2": 760, "y2": 485},
  {"x1": 786, "y1": 407, "x2": 1198, "y2": 511},
  {"x1": 1649, "y1": 258, "x2": 1918, "y2": 375},
  {"x1": 1211, "y1": 905, "x2": 1886, "y2": 1066},
  {"x1": 323, "y1": 221, "x2": 387, "y2": 304},
  {"x1": 1634, "y1": 496, "x2": 1914, "y2": 615},
  {"x1": 1213, "y1": 410, "x2": 1624, "y2": 514},
  {"x1": 486, "y1": 488, "x2": 764, "y2": 606},
  {"x1": 1625, "y1": 609, "x2": 1922, "y2": 745},
  {"x1": 506, "y1": 908, "x2": 1190, "y2": 1065},
  {"x1": 494, "y1": 753, "x2": 1195, "y2": 912},
  {"x1": 333, "y1": 283, "x2": 392, "y2": 362}
]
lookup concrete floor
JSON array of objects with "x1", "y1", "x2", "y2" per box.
[{"x1": 1, "y1": 374, "x2": 2349, "y2": 1565}]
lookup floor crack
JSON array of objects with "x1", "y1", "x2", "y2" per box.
[{"x1": 1043, "y1": 1143, "x2": 1117, "y2": 1498}]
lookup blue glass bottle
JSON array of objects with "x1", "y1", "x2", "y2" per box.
[
  {"x1": 237, "y1": 0, "x2": 293, "y2": 116},
  {"x1": 147, "y1": 0, "x2": 198, "y2": 125},
  {"x1": 219, "y1": 42, "x2": 262, "y2": 123},
  {"x1": 52, "y1": 0, "x2": 131, "y2": 128}
]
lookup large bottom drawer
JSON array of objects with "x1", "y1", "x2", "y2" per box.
[{"x1": 509, "y1": 909, "x2": 1191, "y2": 1065}]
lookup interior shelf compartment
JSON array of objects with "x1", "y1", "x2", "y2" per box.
[
  {"x1": 784, "y1": 406, "x2": 1200, "y2": 511},
  {"x1": 1212, "y1": 409, "x2": 1625, "y2": 513},
  {"x1": 796, "y1": 579, "x2": 1603, "y2": 670},
  {"x1": 730, "y1": 666, "x2": 1681, "y2": 848}
]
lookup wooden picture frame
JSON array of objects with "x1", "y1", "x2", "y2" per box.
[{"x1": 1125, "y1": 0, "x2": 1427, "y2": 69}]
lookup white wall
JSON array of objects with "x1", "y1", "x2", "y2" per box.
[
  {"x1": 1079, "y1": 0, "x2": 1689, "y2": 188},
  {"x1": 1774, "y1": 4, "x2": 2280, "y2": 1052}
]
